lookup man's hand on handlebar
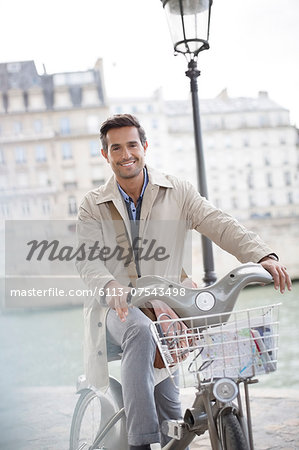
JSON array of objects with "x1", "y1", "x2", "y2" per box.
[
  {"x1": 260, "y1": 258, "x2": 292, "y2": 293},
  {"x1": 105, "y1": 280, "x2": 131, "y2": 322}
]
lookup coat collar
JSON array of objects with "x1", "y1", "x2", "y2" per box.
[{"x1": 95, "y1": 165, "x2": 173, "y2": 205}]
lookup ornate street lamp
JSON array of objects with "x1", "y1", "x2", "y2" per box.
[{"x1": 160, "y1": 0, "x2": 216, "y2": 285}]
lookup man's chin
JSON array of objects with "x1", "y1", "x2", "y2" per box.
[{"x1": 118, "y1": 165, "x2": 143, "y2": 179}]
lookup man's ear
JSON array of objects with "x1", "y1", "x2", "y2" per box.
[
  {"x1": 143, "y1": 141, "x2": 148, "y2": 153},
  {"x1": 101, "y1": 149, "x2": 109, "y2": 162}
]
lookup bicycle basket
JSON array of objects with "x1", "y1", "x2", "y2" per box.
[{"x1": 150, "y1": 304, "x2": 280, "y2": 388}]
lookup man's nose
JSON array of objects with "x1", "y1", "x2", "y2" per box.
[{"x1": 122, "y1": 146, "x2": 131, "y2": 159}]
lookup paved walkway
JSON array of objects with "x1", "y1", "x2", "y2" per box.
[{"x1": 0, "y1": 386, "x2": 298, "y2": 449}]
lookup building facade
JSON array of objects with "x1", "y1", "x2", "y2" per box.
[
  {"x1": 166, "y1": 89, "x2": 299, "y2": 221},
  {"x1": 1, "y1": 60, "x2": 298, "y2": 222},
  {"x1": 0, "y1": 59, "x2": 109, "y2": 220}
]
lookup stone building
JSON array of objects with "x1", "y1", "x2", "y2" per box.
[
  {"x1": 0, "y1": 59, "x2": 109, "y2": 220},
  {"x1": 166, "y1": 89, "x2": 299, "y2": 221},
  {"x1": 1, "y1": 60, "x2": 298, "y2": 223}
]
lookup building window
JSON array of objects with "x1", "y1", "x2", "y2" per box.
[
  {"x1": 35, "y1": 145, "x2": 47, "y2": 162},
  {"x1": 269, "y1": 194, "x2": 275, "y2": 206},
  {"x1": 207, "y1": 138, "x2": 215, "y2": 150},
  {"x1": 15, "y1": 147, "x2": 26, "y2": 163},
  {"x1": 249, "y1": 196, "x2": 256, "y2": 208},
  {"x1": 266, "y1": 173, "x2": 273, "y2": 188},
  {"x1": 280, "y1": 136, "x2": 286, "y2": 146},
  {"x1": 261, "y1": 137, "x2": 268, "y2": 146},
  {"x1": 89, "y1": 141, "x2": 99, "y2": 157},
  {"x1": 259, "y1": 115, "x2": 269, "y2": 127},
  {"x1": 42, "y1": 198, "x2": 51, "y2": 215},
  {"x1": 92, "y1": 179, "x2": 105, "y2": 187},
  {"x1": 152, "y1": 119, "x2": 158, "y2": 129},
  {"x1": 224, "y1": 136, "x2": 232, "y2": 148},
  {"x1": 288, "y1": 192, "x2": 293, "y2": 204},
  {"x1": 37, "y1": 171, "x2": 51, "y2": 186},
  {"x1": 17, "y1": 173, "x2": 28, "y2": 187},
  {"x1": 13, "y1": 121, "x2": 22, "y2": 134},
  {"x1": 232, "y1": 197, "x2": 238, "y2": 209},
  {"x1": 0, "y1": 175, "x2": 8, "y2": 189},
  {"x1": 247, "y1": 172, "x2": 254, "y2": 189},
  {"x1": 0, "y1": 148, "x2": 5, "y2": 165},
  {"x1": 61, "y1": 142, "x2": 72, "y2": 160},
  {"x1": 0, "y1": 203, "x2": 10, "y2": 217},
  {"x1": 240, "y1": 117, "x2": 247, "y2": 128},
  {"x1": 91, "y1": 166, "x2": 104, "y2": 185},
  {"x1": 22, "y1": 201, "x2": 31, "y2": 216},
  {"x1": 64, "y1": 182, "x2": 77, "y2": 190},
  {"x1": 284, "y1": 171, "x2": 291, "y2": 186},
  {"x1": 276, "y1": 114, "x2": 284, "y2": 126},
  {"x1": 264, "y1": 156, "x2": 270, "y2": 166},
  {"x1": 86, "y1": 115, "x2": 99, "y2": 133},
  {"x1": 68, "y1": 196, "x2": 77, "y2": 215},
  {"x1": 60, "y1": 117, "x2": 70, "y2": 135},
  {"x1": 33, "y1": 119, "x2": 43, "y2": 134},
  {"x1": 214, "y1": 198, "x2": 221, "y2": 208},
  {"x1": 63, "y1": 167, "x2": 75, "y2": 183}
]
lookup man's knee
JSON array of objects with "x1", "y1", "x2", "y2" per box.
[{"x1": 123, "y1": 318, "x2": 153, "y2": 342}]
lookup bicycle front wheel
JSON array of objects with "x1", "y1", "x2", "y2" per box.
[
  {"x1": 70, "y1": 389, "x2": 104, "y2": 450},
  {"x1": 220, "y1": 412, "x2": 249, "y2": 450},
  {"x1": 69, "y1": 387, "x2": 127, "y2": 450}
]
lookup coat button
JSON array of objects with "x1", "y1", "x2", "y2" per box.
[
  {"x1": 97, "y1": 322, "x2": 102, "y2": 327},
  {"x1": 98, "y1": 351, "x2": 102, "y2": 356}
]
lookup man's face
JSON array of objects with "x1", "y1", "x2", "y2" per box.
[{"x1": 101, "y1": 126, "x2": 147, "y2": 181}]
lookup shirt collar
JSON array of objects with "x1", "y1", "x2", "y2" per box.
[
  {"x1": 94, "y1": 165, "x2": 173, "y2": 205},
  {"x1": 117, "y1": 167, "x2": 148, "y2": 203}
]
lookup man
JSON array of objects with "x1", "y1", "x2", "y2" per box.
[{"x1": 77, "y1": 114, "x2": 291, "y2": 450}]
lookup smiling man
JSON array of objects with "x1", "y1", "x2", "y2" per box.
[
  {"x1": 101, "y1": 125, "x2": 147, "y2": 185},
  {"x1": 76, "y1": 114, "x2": 291, "y2": 450}
]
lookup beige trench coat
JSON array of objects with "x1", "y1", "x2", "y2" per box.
[{"x1": 76, "y1": 165, "x2": 273, "y2": 392}]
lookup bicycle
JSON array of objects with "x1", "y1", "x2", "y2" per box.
[{"x1": 69, "y1": 262, "x2": 280, "y2": 450}]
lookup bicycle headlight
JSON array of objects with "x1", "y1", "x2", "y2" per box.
[
  {"x1": 213, "y1": 378, "x2": 238, "y2": 403},
  {"x1": 195, "y1": 291, "x2": 215, "y2": 311}
]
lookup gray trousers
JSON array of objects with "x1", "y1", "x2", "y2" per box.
[{"x1": 106, "y1": 307, "x2": 182, "y2": 447}]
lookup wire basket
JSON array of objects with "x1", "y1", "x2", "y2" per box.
[{"x1": 150, "y1": 304, "x2": 280, "y2": 388}]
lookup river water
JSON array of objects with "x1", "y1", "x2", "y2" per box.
[{"x1": 0, "y1": 282, "x2": 298, "y2": 391}]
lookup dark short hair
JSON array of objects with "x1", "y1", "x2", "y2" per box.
[{"x1": 100, "y1": 114, "x2": 147, "y2": 152}]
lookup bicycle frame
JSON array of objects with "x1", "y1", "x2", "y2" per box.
[{"x1": 77, "y1": 376, "x2": 256, "y2": 450}]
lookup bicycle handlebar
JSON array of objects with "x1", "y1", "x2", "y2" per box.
[{"x1": 129, "y1": 262, "x2": 273, "y2": 327}]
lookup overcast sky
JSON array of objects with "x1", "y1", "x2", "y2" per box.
[{"x1": 1, "y1": 0, "x2": 299, "y2": 125}]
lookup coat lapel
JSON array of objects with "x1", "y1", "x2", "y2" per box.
[
  {"x1": 139, "y1": 183, "x2": 159, "y2": 239},
  {"x1": 139, "y1": 166, "x2": 173, "y2": 239},
  {"x1": 95, "y1": 174, "x2": 132, "y2": 242}
]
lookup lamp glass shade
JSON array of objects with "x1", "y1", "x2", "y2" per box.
[{"x1": 162, "y1": 0, "x2": 212, "y2": 55}]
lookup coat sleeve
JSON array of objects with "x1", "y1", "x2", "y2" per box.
[
  {"x1": 76, "y1": 196, "x2": 115, "y2": 305},
  {"x1": 182, "y1": 181, "x2": 274, "y2": 263}
]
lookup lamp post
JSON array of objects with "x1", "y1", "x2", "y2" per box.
[{"x1": 160, "y1": 0, "x2": 216, "y2": 285}]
